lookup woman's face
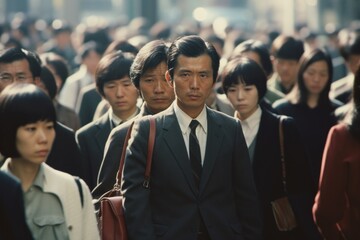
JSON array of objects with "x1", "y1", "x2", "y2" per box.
[
  {"x1": 15, "y1": 120, "x2": 55, "y2": 165},
  {"x1": 226, "y1": 82, "x2": 259, "y2": 120},
  {"x1": 303, "y1": 60, "x2": 329, "y2": 96}
]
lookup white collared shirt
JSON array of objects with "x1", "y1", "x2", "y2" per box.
[
  {"x1": 236, "y1": 106, "x2": 262, "y2": 147},
  {"x1": 109, "y1": 107, "x2": 138, "y2": 126},
  {"x1": 174, "y1": 102, "x2": 207, "y2": 165}
]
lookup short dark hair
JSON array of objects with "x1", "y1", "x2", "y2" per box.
[
  {"x1": 95, "y1": 51, "x2": 135, "y2": 97},
  {"x1": 40, "y1": 65, "x2": 57, "y2": 100},
  {"x1": 76, "y1": 41, "x2": 104, "y2": 64},
  {"x1": 271, "y1": 35, "x2": 304, "y2": 61},
  {"x1": 40, "y1": 52, "x2": 69, "y2": 89},
  {"x1": 230, "y1": 39, "x2": 273, "y2": 78},
  {"x1": 291, "y1": 48, "x2": 333, "y2": 107},
  {"x1": 167, "y1": 35, "x2": 220, "y2": 82},
  {"x1": 221, "y1": 57, "x2": 267, "y2": 101},
  {"x1": 130, "y1": 40, "x2": 169, "y2": 89},
  {"x1": 0, "y1": 83, "x2": 56, "y2": 158},
  {"x1": 0, "y1": 47, "x2": 41, "y2": 78}
]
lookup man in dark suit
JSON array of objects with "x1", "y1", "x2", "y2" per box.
[
  {"x1": 330, "y1": 31, "x2": 360, "y2": 104},
  {"x1": 92, "y1": 40, "x2": 175, "y2": 199},
  {"x1": 76, "y1": 51, "x2": 139, "y2": 190},
  {"x1": 0, "y1": 47, "x2": 82, "y2": 177},
  {"x1": 0, "y1": 171, "x2": 33, "y2": 240},
  {"x1": 122, "y1": 35, "x2": 262, "y2": 240}
]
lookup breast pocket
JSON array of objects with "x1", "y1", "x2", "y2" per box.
[{"x1": 33, "y1": 215, "x2": 69, "y2": 240}]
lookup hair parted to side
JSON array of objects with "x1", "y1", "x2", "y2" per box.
[
  {"x1": 95, "y1": 51, "x2": 135, "y2": 97},
  {"x1": 167, "y1": 35, "x2": 220, "y2": 82},
  {"x1": 0, "y1": 83, "x2": 56, "y2": 158},
  {"x1": 0, "y1": 47, "x2": 42, "y2": 78},
  {"x1": 130, "y1": 40, "x2": 169, "y2": 89}
]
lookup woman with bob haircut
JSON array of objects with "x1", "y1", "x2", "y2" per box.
[
  {"x1": 273, "y1": 48, "x2": 343, "y2": 185},
  {"x1": 0, "y1": 83, "x2": 99, "y2": 240},
  {"x1": 221, "y1": 57, "x2": 317, "y2": 240},
  {"x1": 313, "y1": 66, "x2": 360, "y2": 240}
]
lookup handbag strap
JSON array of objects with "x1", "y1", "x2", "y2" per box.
[
  {"x1": 279, "y1": 115, "x2": 287, "y2": 193},
  {"x1": 114, "y1": 121, "x2": 135, "y2": 189},
  {"x1": 143, "y1": 117, "x2": 156, "y2": 189},
  {"x1": 114, "y1": 117, "x2": 156, "y2": 190}
]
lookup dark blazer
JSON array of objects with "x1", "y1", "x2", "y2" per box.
[
  {"x1": 122, "y1": 105, "x2": 262, "y2": 240},
  {"x1": 77, "y1": 84, "x2": 102, "y2": 127},
  {"x1": 252, "y1": 109, "x2": 317, "y2": 240},
  {"x1": 76, "y1": 111, "x2": 113, "y2": 190},
  {"x1": 0, "y1": 171, "x2": 33, "y2": 240},
  {"x1": 46, "y1": 122, "x2": 82, "y2": 177},
  {"x1": 92, "y1": 104, "x2": 152, "y2": 199}
]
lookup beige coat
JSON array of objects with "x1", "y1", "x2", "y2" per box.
[{"x1": 1, "y1": 161, "x2": 99, "y2": 240}]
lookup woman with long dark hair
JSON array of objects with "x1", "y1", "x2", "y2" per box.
[{"x1": 273, "y1": 48, "x2": 343, "y2": 185}]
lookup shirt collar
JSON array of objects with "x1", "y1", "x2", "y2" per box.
[
  {"x1": 0, "y1": 160, "x2": 45, "y2": 190},
  {"x1": 237, "y1": 106, "x2": 262, "y2": 130},
  {"x1": 109, "y1": 107, "x2": 139, "y2": 126},
  {"x1": 174, "y1": 101, "x2": 207, "y2": 135}
]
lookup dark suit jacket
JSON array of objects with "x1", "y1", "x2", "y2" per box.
[
  {"x1": 0, "y1": 171, "x2": 33, "y2": 240},
  {"x1": 92, "y1": 104, "x2": 152, "y2": 199},
  {"x1": 77, "y1": 84, "x2": 102, "y2": 127},
  {"x1": 46, "y1": 122, "x2": 82, "y2": 177},
  {"x1": 252, "y1": 109, "x2": 317, "y2": 239},
  {"x1": 76, "y1": 111, "x2": 113, "y2": 190},
  {"x1": 122, "y1": 105, "x2": 262, "y2": 240}
]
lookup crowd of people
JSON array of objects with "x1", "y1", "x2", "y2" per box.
[{"x1": 0, "y1": 13, "x2": 360, "y2": 240}]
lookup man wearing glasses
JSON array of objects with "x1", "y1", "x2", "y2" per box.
[{"x1": 0, "y1": 48, "x2": 41, "y2": 92}]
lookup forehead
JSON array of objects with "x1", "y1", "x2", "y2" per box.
[
  {"x1": 142, "y1": 62, "x2": 167, "y2": 77},
  {"x1": 0, "y1": 59, "x2": 31, "y2": 74},
  {"x1": 175, "y1": 54, "x2": 212, "y2": 72}
]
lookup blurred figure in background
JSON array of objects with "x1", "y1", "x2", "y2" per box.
[
  {"x1": 40, "y1": 52, "x2": 80, "y2": 130},
  {"x1": 274, "y1": 48, "x2": 342, "y2": 185},
  {"x1": 268, "y1": 35, "x2": 304, "y2": 95}
]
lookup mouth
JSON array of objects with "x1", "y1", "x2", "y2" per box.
[{"x1": 36, "y1": 150, "x2": 49, "y2": 157}]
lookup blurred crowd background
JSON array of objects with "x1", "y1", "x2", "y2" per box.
[{"x1": 0, "y1": 0, "x2": 359, "y2": 58}]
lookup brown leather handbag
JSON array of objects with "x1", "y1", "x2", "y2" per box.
[
  {"x1": 98, "y1": 117, "x2": 156, "y2": 240},
  {"x1": 270, "y1": 116, "x2": 297, "y2": 231}
]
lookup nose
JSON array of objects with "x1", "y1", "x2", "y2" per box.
[
  {"x1": 190, "y1": 76, "x2": 199, "y2": 90},
  {"x1": 37, "y1": 129, "x2": 48, "y2": 144},
  {"x1": 237, "y1": 88, "x2": 244, "y2": 100},
  {"x1": 116, "y1": 86, "x2": 124, "y2": 97},
  {"x1": 154, "y1": 79, "x2": 165, "y2": 93}
]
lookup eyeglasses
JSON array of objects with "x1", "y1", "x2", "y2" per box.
[{"x1": 0, "y1": 74, "x2": 33, "y2": 83}]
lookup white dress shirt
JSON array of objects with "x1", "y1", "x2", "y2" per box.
[
  {"x1": 174, "y1": 102, "x2": 207, "y2": 165},
  {"x1": 236, "y1": 106, "x2": 262, "y2": 148}
]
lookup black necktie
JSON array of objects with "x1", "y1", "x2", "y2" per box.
[{"x1": 189, "y1": 120, "x2": 202, "y2": 187}]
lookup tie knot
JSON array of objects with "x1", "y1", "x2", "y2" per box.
[{"x1": 189, "y1": 120, "x2": 199, "y2": 132}]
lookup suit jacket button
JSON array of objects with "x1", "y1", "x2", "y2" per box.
[{"x1": 68, "y1": 225, "x2": 73, "y2": 231}]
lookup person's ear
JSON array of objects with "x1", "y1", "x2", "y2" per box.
[
  {"x1": 165, "y1": 70, "x2": 174, "y2": 88},
  {"x1": 34, "y1": 77, "x2": 41, "y2": 86}
]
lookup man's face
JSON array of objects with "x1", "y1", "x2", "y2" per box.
[
  {"x1": 103, "y1": 76, "x2": 139, "y2": 120},
  {"x1": 139, "y1": 62, "x2": 175, "y2": 114},
  {"x1": 273, "y1": 58, "x2": 299, "y2": 87},
  {"x1": 167, "y1": 54, "x2": 214, "y2": 118},
  {"x1": 0, "y1": 59, "x2": 34, "y2": 92}
]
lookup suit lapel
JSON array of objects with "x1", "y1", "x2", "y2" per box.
[
  {"x1": 162, "y1": 107, "x2": 199, "y2": 195},
  {"x1": 95, "y1": 112, "x2": 112, "y2": 152},
  {"x1": 200, "y1": 109, "x2": 224, "y2": 192}
]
